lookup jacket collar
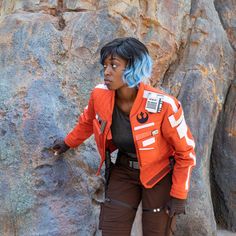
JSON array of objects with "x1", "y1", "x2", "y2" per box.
[{"x1": 130, "y1": 82, "x2": 145, "y2": 117}]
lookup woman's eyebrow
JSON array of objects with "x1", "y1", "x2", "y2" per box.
[{"x1": 111, "y1": 57, "x2": 122, "y2": 62}]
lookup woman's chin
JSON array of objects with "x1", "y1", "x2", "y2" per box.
[{"x1": 104, "y1": 83, "x2": 113, "y2": 90}]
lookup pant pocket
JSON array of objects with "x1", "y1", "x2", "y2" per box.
[
  {"x1": 170, "y1": 216, "x2": 176, "y2": 235},
  {"x1": 165, "y1": 216, "x2": 176, "y2": 236}
]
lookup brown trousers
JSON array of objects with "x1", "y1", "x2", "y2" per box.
[{"x1": 99, "y1": 163, "x2": 176, "y2": 236}]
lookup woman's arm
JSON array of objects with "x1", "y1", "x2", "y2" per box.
[{"x1": 161, "y1": 98, "x2": 196, "y2": 199}]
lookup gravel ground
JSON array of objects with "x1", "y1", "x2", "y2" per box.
[{"x1": 217, "y1": 229, "x2": 236, "y2": 236}]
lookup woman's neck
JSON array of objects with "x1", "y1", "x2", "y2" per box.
[
  {"x1": 115, "y1": 86, "x2": 138, "y2": 115},
  {"x1": 115, "y1": 86, "x2": 138, "y2": 103}
]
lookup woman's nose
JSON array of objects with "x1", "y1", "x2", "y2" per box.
[{"x1": 104, "y1": 65, "x2": 111, "y2": 76}]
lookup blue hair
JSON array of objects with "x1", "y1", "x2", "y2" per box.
[
  {"x1": 100, "y1": 37, "x2": 153, "y2": 87},
  {"x1": 123, "y1": 53, "x2": 152, "y2": 87}
]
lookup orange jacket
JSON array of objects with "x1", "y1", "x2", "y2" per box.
[{"x1": 65, "y1": 82, "x2": 196, "y2": 199}]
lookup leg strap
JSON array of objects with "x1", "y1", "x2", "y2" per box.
[
  {"x1": 105, "y1": 197, "x2": 137, "y2": 211},
  {"x1": 142, "y1": 206, "x2": 164, "y2": 213},
  {"x1": 105, "y1": 198, "x2": 164, "y2": 213}
]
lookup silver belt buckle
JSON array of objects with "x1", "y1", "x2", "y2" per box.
[{"x1": 129, "y1": 160, "x2": 139, "y2": 169}]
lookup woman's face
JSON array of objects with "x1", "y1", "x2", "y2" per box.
[{"x1": 103, "y1": 55, "x2": 127, "y2": 90}]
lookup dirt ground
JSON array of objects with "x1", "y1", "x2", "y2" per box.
[{"x1": 217, "y1": 229, "x2": 236, "y2": 236}]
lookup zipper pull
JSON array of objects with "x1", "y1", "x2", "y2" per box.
[{"x1": 100, "y1": 120, "x2": 107, "y2": 133}]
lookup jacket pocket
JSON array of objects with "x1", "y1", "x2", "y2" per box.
[{"x1": 136, "y1": 135, "x2": 158, "y2": 166}]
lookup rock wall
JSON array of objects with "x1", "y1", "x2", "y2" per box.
[
  {"x1": 211, "y1": 0, "x2": 236, "y2": 232},
  {"x1": 0, "y1": 0, "x2": 235, "y2": 235}
]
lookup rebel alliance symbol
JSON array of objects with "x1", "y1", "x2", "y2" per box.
[{"x1": 136, "y1": 112, "x2": 149, "y2": 124}]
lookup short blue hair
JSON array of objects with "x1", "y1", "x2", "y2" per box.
[
  {"x1": 123, "y1": 53, "x2": 152, "y2": 87},
  {"x1": 100, "y1": 37, "x2": 152, "y2": 87}
]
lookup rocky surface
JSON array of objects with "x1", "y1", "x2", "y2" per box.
[
  {"x1": 211, "y1": 79, "x2": 236, "y2": 232},
  {"x1": 211, "y1": 0, "x2": 236, "y2": 233},
  {"x1": 217, "y1": 229, "x2": 236, "y2": 236},
  {"x1": 0, "y1": 0, "x2": 235, "y2": 235}
]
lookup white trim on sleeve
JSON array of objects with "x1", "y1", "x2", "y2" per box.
[
  {"x1": 185, "y1": 152, "x2": 196, "y2": 190},
  {"x1": 177, "y1": 119, "x2": 195, "y2": 148},
  {"x1": 168, "y1": 112, "x2": 184, "y2": 128}
]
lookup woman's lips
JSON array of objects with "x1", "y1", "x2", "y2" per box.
[{"x1": 104, "y1": 79, "x2": 112, "y2": 85}]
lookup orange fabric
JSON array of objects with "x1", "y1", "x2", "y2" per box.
[{"x1": 64, "y1": 83, "x2": 196, "y2": 199}]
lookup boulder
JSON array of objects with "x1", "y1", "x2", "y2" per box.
[
  {"x1": 0, "y1": 0, "x2": 235, "y2": 235},
  {"x1": 211, "y1": 79, "x2": 236, "y2": 232}
]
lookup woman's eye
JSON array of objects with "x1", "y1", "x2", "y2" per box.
[{"x1": 103, "y1": 64, "x2": 117, "y2": 70}]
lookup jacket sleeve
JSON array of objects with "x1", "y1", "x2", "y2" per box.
[
  {"x1": 64, "y1": 90, "x2": 95, "y2": 148},
  {"x1": 161, "y1": 98, "x2": 196, "y2": 199}
]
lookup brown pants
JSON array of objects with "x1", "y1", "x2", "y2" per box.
[{"x1": 99, "y1": 163, "x2": 176, "y2": 236}]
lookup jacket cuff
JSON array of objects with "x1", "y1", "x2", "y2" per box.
[
  {"x1": 170, "y1": 187, "x2": 188, "y2": 200},
  {"x1": 64, "y1": 136, "x2": 78, "y2": 148}
]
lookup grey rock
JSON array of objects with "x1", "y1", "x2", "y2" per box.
[
  {"x1": 161, "y1": 0, "x2": 234, "y2": 234},
  {"x1": 0, "y1": 0, "x2": 235, "y2": 235},
  {"x1": 211, "y1": 0, "x2": 236, "y2": 232},
  {"x1": 211, "y1": 79, "x2": 236, "y2": 232},
  {"x1": 214, "y1": 0, "x2": 236, "y2": 50},
  {"x1": 0, "y1": 12, "x2": 104, "y2": 236}
]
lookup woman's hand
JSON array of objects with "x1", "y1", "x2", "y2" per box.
[
  {"x1": 165, "y1": 197, "x2": 186, "y2": 217},
  {"x1": 52, "y1": 138, "x2": 70, "y2": 155}
]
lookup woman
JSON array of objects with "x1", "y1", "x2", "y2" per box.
[{"x1": 53, "y1": 37, "x2": 196, "y2": 236}]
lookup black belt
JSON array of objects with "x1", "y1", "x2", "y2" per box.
[{"x1": 116, "y1": 151, "x2": 139, "y2": 170}]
